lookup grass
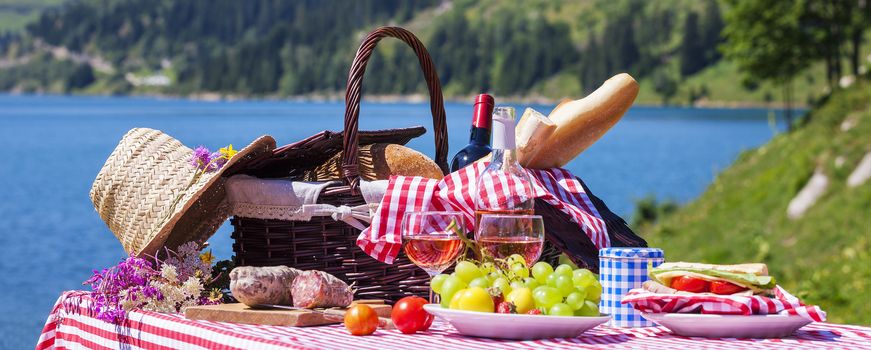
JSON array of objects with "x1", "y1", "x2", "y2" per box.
[
  {"x1": 641, "y1": 82, "x2": 871, "y2": 325},
  {"x1": 0, "y1": 0, "x2": 64, "y2": 32},
  {"x1": 635, "y1": 60, "x2": 835, "y2": 107}
]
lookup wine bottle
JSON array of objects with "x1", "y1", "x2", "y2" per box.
[
  {"x1": 450, "y1": 94, "x2": 494, "y2": 171},
  {"x1": 473, "y1": 106, "x2": 535, "y2": 227}
]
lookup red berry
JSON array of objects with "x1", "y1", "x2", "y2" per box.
[
  {"x1": 526, "y1": 309, "x2": 542, "y2": 315},
  {"x1": 496, "y1": 302, "x2": 516, "y2": 314}
]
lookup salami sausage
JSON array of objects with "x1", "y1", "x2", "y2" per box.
[
  {"x1": 290, "y1": 270, "x2": 354, "y2": 308},
  {"x1": 230, "y1": 266, "x2": 302, "y2": 306}
]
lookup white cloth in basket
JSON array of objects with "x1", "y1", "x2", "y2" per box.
[{"x1": 225, "y1": 175, "x2": 387, "y2": 230}]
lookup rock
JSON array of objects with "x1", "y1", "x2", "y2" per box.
[
  {"x1": 839, "y1": 75, "x2": 856, "y2": 88},
  {"x1": 230, "y1": 266, "x2": 302, "y2": 307},
  {"x1": 841, "y1": 113, "x2": 859, "y2": 132},
  {"x1": 787, "y1": 168, "x2": 829, "y2": 220},
  {"x1": 847, "y1": 151, "x2": 871, "y2": 187}
]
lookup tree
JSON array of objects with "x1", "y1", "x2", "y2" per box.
[
  {"x1": 652, "y1": 68, "x2": 678, "y2": 105},
  {"x1": 804, "y1": 1, "x2": 851, "y2": 89},
  {"x1": 680, "y1": 12, "x2": 705, "y2": 76},
  {"x1": 701, "y1": 0, "x2": 724, "y2": 64},
  {"x1": 844, "y1": 0, "x2": 871, "y2": 77},
  {"x1": 720, "y1": 0, "x2": 816, "y2": 130},
  {"x1": 66, "y1": 64, "x2": 95, "y2": 91}
]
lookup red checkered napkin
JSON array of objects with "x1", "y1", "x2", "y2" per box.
[
  {"x1": 621, "y1": 285, "x2": 827, "y2": 322},
  {"x1": 356, "y1": 162, "x2": 609, "y2": 264}
]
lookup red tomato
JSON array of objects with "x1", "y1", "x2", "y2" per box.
[
  {"x1": 391, "y1": 296, "x2": 434, "y2": 334},
  {"x1": 344, "y1": 304, "x2": 379, "y2": 336},
  {"x1": 670, "y1": 276, "x2": 710, "y2": 293},
  {"x1": 710, "y1": 281, "x2": 748, "y2": 295}
]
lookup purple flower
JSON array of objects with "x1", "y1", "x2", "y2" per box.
[
  {"x1": 190, "y1": 146, "x2": 217, "y2": 172},
  {"x1": 84, "y1": 255, "x2": 161, "y2": 323}
]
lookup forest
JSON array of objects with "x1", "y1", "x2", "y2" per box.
[
  {"x1": 0, "y1": 0, "x2": 724, "y2": 100},
  {"x1": 0, "y1": 0, "x2": 867, "y2": 107}
]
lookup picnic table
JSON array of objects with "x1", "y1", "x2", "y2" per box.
[{"x1": 38, "y1": 291, "x2": 871, "y2": 349}]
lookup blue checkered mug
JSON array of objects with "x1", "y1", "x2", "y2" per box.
[{"x1": 599, "y1": 247, "x2": 664, "y2": 327}]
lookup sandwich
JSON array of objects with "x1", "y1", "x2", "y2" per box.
[{"x1": 644, "y1": 262, "x2": 776, "y2": 296}]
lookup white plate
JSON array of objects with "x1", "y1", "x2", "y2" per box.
[
  {"x1": 642, "y1": 313, "x2": 812, "y2": 338},
  {"x1": 423, "y1": 304, "x2": 610, "y2": 340}
]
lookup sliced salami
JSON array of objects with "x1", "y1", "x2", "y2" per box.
[{"x1": 291, "y1": 270, "x2": 354, "y2": 308}]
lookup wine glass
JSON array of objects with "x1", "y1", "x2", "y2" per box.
[
  {"x1": 475, "y1": 214, "x2": 545, "y2": 266},
  {"x1": 402, "y1": 211, "x2": 466, "y2": 303}
]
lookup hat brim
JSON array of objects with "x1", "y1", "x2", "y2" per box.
[{"x1": 138, "y1": 135, "x2": 276, "y2": 257}]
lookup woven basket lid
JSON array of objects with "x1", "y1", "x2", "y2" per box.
[{"x1": 90, "y1": 128, "x2": 276, "y2": 257}]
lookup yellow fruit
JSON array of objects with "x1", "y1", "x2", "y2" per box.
[
  {"x1": 506, "y1": 288, "x2": 535, "y2": 314},
  {"x1": 449, "y1": 288, "x2": 465, "y2": 309},
  {"x1": 450, "y1": 287, "x2": 495, "y2": 313}
]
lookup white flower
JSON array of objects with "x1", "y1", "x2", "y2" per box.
[
  {"x1": 182, "y1": 277, "x2": 203, "y2": 297},
  {"x1": 160, "y1": 264, "x2": 179, "y2": 283}
]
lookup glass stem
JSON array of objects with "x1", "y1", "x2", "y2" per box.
[{"x1": 429, "y1": 273, "x2": 438, "y2": 304}]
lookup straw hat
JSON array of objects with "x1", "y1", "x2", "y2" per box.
[{"x1": 90, "y1": 128, "x2": 275, "y2": 257}]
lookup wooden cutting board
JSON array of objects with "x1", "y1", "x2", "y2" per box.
[{"x1": 184, "y1": 301, "x2": 392, "y2": 327}]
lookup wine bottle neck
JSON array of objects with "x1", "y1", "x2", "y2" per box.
[{"x1": 469, "y1": 126, "x2": 490, "y2": 146}]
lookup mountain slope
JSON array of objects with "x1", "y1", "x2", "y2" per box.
[
  {"x1": 0, "y1": 0, "x2": 62, "y2": 32},
  {"x1": 644, "y1": 83, "x2": 871, "y2": 325},
  {"x1": 1, "y1": 0, "x2": 741, "y2": 102}
]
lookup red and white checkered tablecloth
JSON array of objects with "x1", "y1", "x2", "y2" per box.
[{"x1": 38, "y1": 291, "x2": 871, "y2": 350}]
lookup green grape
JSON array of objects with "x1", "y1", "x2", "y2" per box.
[
  {"x1": 587, "y1": 280, "x2": 602, "y2": 302},
  {"x1": 532, "y1": 286, "x2": 562, "y2": 309},
  {"x1": 506, "y1": 253, "x2": 528, "y2": 267},
  {"x1": 522, "y1": 277, "x2": 540, "y2": 290},
  {"x1": 510, "y1": 280, "x2": 526, "y2": 291},
  {"x1": 441, "y1": 275, "x2": 467, "y2": 305},
  {"x1": 487, "y1": 270, "x2": 504, "y2": 282},
  {"x1": 549, "y1": 303, "x2": 574, "y2": 316},
  {"x1": 440, "y1": 294, "x2": 452, "y2": 308},
  {"x1": 554, "y1": 274, "x2": 575, "y2": 297},
  {"x1": 554, "y1": 264, "x2": 574, "y2": 277},
  {"x1": 565, "y1": 291, "x2": 585, "y2": 310},
  {"x1": 574, "y1": 287, "x2": 588, "y2": 300},
  {"x1": 572, "y1": 269, "x2": 597, "y2": 289},
  {"x1": 576, "y1": 300, "x2": 599, "y2": 316},
  {"x1": 531, "y1": 262, "x2": 554, "y2": 284},
  {"x1": 455, "y1": 261, "x2": 482, "y2": 282},
  {"x1": 510, "y1": 263, "x2": 530, "y2": 279},
  {"x1": 546, "y1": 272, "x2": 559, "y2": 287},
  {"x1": 479, "y1": 262, "x2": 496, "y2": 275},
  {"x1": 492, "y1": 277, "x2": 512, "y2": 297},
  {"x1": 469, "y1": 276, "x2": 491, "y2": 289},
  {"x1": 431, "y1": 274, "x2": 449, "y2": 294}
]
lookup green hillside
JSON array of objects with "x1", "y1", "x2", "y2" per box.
[
  {"x1": 0, "y1": 0, "x2": 799, "y2": 105},
  {"x1": 0, "y1": 0, "x2": 62, "y2": 32},
  {"x1": 643, "y1": 83, "x2": 871, "y2": 325}
]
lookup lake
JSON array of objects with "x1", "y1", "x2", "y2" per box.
[{"x1": 0, "y1": 94, "x2": 788, "y2": 348}]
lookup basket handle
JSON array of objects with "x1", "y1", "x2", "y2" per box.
[{"x1": 342, "y1": 26, "x2": 450, "y2": 190}]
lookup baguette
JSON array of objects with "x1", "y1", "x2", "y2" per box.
[
  {"x1": 526, "y1": 73, "x2": 639, "y2": 169},
  {"x1": 550, "y1": 98, "x2": 573, "y2": 116},
  {"x1": 516, "y1": 108, "x2": 556, "y2": 167}
]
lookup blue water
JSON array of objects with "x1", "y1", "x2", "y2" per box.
[{"x1": 0, "y1": 94, "x2": 788, "y2": 348}]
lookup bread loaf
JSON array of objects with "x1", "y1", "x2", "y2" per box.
[
  {"x1": 526, "y1": 73, "x2": 639, "y2": 169},
  {"x1": 516, "y1": 108, "x2": 556, "y2": 167},
  {"x1": 302, "y1": 143, "x2": 443, "y2": 181}
]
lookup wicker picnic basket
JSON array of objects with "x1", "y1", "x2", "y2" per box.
[
  {"x1": 227, "y1": 27, "x2": 564, "y2": 301},
  {"x1": 228, "y1": 27, "x2": 646, "y2": 302}
]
